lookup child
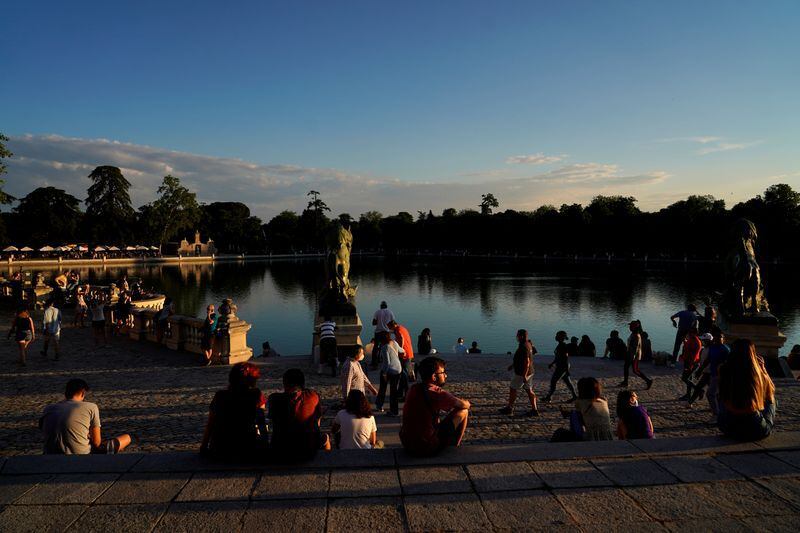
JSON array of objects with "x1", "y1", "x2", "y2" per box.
[
  {"x1": 616, "y1": 390, "x2": 654, "y2": 439},
  {"x1": 499, "y1": 329, "x2": 539, "y2": 416},
  {"x1": 543, "y1": 331, "x2": 577, "y2": 403}
]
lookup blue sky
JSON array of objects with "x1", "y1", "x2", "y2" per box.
[{"x1": 1, "y1": 1, "x2": 798, "y2": 218}]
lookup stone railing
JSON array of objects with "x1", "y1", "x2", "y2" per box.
[{"x1": 106, "y1": 304, "x2": 253, "y2": 365}]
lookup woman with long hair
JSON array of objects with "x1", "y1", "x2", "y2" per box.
[
  {"x1": 573, "y1": 377, "x2": 613, "y2": 441},
  {"x1": 7, "y1": 306, "x2": 35, "y2": 366},
  {"x1": 200, "y1": 362, "x2": 267, "y2": 458},
  {"x1": 717, "y1": 339, "x2": 776, "y2": 440},
  {"x1": 417, "y1": 328, "x2": 435, "y2": 356},
  {"x1": 332, "y1": 389, "x2": 380, "y2": 449}
]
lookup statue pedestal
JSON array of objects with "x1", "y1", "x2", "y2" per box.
[
  {"x1": 311, "y1": 313, "x2": 363, "y2": 363},
  {"x1": 719, "y1": 312, "x2": 791, "y2": 377}
]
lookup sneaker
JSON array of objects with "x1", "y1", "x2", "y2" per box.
[
  {"x1": 646, "y1": 379, "x2": 654, "y2": 390},
  {"x1": 498, "y1": 406, "x2": 513, "y2": 415},
  {"x1": 526, "y1": 409, "x2": 540, "y2": 417}
]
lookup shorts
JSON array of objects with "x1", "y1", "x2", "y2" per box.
[
  {"x1": 15, "y1": 330, "x2": 33, "y2": 342},
  {"x1": 92, "y1": 438, "x2": 121, "y2": 454},
  {"x1": 510, "y1": 374, "x2": 534, "y2": 391}
]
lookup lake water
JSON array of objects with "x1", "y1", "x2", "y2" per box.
[{"x1": 38, "y1": 257, "x2": 800, "y2": 357}]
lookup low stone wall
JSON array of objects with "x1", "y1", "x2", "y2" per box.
[{"x1": 106, "y1": 306, "x2": 253, "y2": 365}]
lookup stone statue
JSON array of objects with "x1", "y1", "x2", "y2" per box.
[
  {"x1": 722, "y1": 218, "x2": 769, "y2": 317},
  {"x1": 320, "y1": 223, "x2": 357, "y2": 315}
]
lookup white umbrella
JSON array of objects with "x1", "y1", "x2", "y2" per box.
[
  {"x1": 3, "y1": 246, "x2": 18, "y2": 252},
  {"x1": 94, "y1": 246, "x2": 106, "y2": 252},
  {"x1": 125, "y1": 246, "x2": 136, "y2": 251},
  {"x1": 20, "y1": 246, "x2": 34, "y2": 252},
  {"x1": 108, "y1": 246, "x2": 120, "y2": 251},
  {"x1": 136, "y1": 245, "x2": 149, "y2": 251},
  {"x1": 77, "y1": 245, "x2": 88, "y2": 251},
  {"x1": 39, "y1": 246, "x2": 55, "y2": 252},
  {"x1": 149, "y1": 246, "x2": 159, "y2": 251}
]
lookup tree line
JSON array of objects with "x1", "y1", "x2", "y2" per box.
[{"x1": 1, "y1": 134, "x2": 799, "y2": 259}]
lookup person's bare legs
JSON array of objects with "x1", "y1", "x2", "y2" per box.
[
  {"x1": 17, "y1": 340, "x2": 28, "y2": 365},
  {"x1": 526, "y1": 389, "x2": 538, "y2": 411},
  {"x1": 100, "y1": 434, "x2": 132, "y2": 453},
  {"x1": 450, "y1": 408, "x2": 469, "y2": 446},
  {"x1": 505, "y1": 388, "x2": 517, "y2": 409}
]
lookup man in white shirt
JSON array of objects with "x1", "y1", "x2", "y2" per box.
[
  {"x1": 41, "y1": 299, "x2": 62, "y2": 360},
  {"x1": 371, "y1": 301, "x2": 395, "y2": 368}
]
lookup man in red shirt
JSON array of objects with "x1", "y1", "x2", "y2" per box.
[
  {"x1": 400, "y1": 356, "x2": 470, "y2": 456},
  {"x1": 268, "y1": 368, "x2": 330, "y2": 460},
  {"x1": 388, "y1": 320, "x2": 415, "y2": 400},
  {"x1": 678, "y1": 327, "x2": 702, "y2": 401}
]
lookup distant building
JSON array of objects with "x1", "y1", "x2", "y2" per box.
[{"x1": 168, "y1": 231, "x2": 217, "y2": 257}]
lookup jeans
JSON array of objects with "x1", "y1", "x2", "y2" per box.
[
  {"x1": 707, "y1": 376, "x2": 719, "y2": 415},
  {"x1": 718, "y1": 400, "x2": 776, "y2": 441},
  {"x1": 376, "y1": 372, "x2": 400, "y2": 415},
  {"x1": 398, "y1": 358, "x2": 414, "y2": 399},
  {"x1": 624, "y1": 357, "x2": 651, "y2": 384},
  {"x1": 547, "y1": 365, "x2": 576, "y2": 398}
]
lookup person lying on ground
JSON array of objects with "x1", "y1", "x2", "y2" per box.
[{"x1": 40, "y1": 379, "x2": 132, "y2": 454}]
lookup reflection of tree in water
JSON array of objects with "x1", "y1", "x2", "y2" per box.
[{"x1": 265, "y1": 259, "x2": 321, "y2": 309}]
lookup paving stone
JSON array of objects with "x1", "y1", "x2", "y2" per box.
[
  {"x1": 466, "y1": 461, "x2": 544, "y2": 492},
  {"x1": 153, "y1": 501, "x2": 248, "y2": 532},
  {"x1": 399, "y1": 465, "x2": 473, "y2": 495},
  {"x1": 176, "y1": 471, "x2": 258, "y2": 502},
  {"x1": 312, "y1": 448, "x2": 396, "y2": 469},
  {"x1": 653, "y1": 455, "x2": 743, "y2": 482},
  {"x1": 630, "y1": 436, "x2": 760, "y2": 455},
  {"x1": 554, "y1": 487, "x2": 652, "y2": 525},
  {"x1": 693, "y1": 480, "x2": 796, "y2": 517},
  {"x1": 479, "y1": 489, "x2": 575, "y2": 530},
  {"x1": 663, "y1": 518, "x2": 752, "y2": 532},
  {"x1": 623, "y1": 484, "x2": 729, "y2": 520},
  {"x1": 715, "y1": 452, "x2": 800, "y2": 478},
  {"x1": 97, "y1": 472, "x2": 191, "y2": 504},
  {"x1": 252, "y1": 470, "x2": 329, "y2": 500},
  {"x1": 243, "y1": 499, "x2": 326, "y2": 532},
  {"x1": 15, "y1": 473, "x2": 118, "y2": 504},
  {"x1": 753, "y1": 476, "x2": 800, "y2": 511},
  {"x1": 739, "y1": 514, "x2": 800, "y2": 532},
  {"x1": 129, "y1": 452, "x2": 207, "y2": 472},
  {"x1": 592, "y1": 457, "x2": 678, "y2": 486},
  {"x1": 0, "y1": 474, "x2": 51, "y2": 505},
  {"x1": 770, "y1": 450, "x2": 800, "y2": 469},
  {"x1": 0, "y1": 504, "x2": 87, "y2": 532},
  {"x1": 581, "y1": 523, "x2": 670, "y2": 533},
  {"x1": 67, "y1": 503, "x2": 167, "y2": 532},
  {"x1": 2, "y1": 454, "x2": 143, "y2": 474},
  {"x1": 328, "y1": 468, "x2": 400, "y2": 497},
  {"x1": 404, "y1": 493, "x2": 492, "y2": 532},
  {"x1": 754, "y1": 431, "x2": 800, "y2": 451},
  {"x1": 327, "y1": 497, "x2": 405, "y2": 532},
  {"x1": 530, "y1": 459, "x2": 612, "y2": 488}
]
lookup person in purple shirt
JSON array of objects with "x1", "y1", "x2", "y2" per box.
[{"x1": 616, "y1": 390, "x2": 654, "y2": 439}]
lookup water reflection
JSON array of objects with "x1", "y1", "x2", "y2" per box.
[{"x1": 29, "y1": 258, "x2": 800, "y2": 356}]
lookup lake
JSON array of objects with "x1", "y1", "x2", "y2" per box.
[{"x1": 34, "y1": 257, "x2": 800, "y2": 357}]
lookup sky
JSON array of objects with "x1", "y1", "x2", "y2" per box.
[{"x1": 1, "y1": 0, "x2": 798, "y2": 219}]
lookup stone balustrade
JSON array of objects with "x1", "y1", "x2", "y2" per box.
[{"x1": 105, "y1": 304, "x2": 253, "y2": 365}]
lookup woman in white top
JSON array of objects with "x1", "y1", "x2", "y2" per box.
[
  {"x1": 340, "y1": 345, "x2": 378, "y2": 401},
  {"x1": 332, "y1": 390, "x2": 380, "y2": 449}
]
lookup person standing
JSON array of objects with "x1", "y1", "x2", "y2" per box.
[
  {"x1": 678, "y1": 327, "x2": 702, "y2": 401},
  {"x1": 371, "y1": 301, "x2": 395, "y2": 368},
  {"x1": 89, "y1": 292, "x2": 109, "y2": 348},
  {"x1": 7, "y1": 306, "x2": 35, "y2": 366},
  {"x1": 156, "y1": 297, "x2": 174, "y2": 344},
  {"x1": 619, "y1": 320, "x2": 654, "y2": 389},
  {"x1": 499, "y1": 329, "x2": 539, "y2": 416},
  {"x1": 376, "y1": 332, "x2": 403, "y2": 416},
  {"x1": 74, "y1": 285, "x2": 88, "y2": 328},
  {"x1": 670, "y1": 304, "x2": 699, "y2": 366},
  {"x1": 543, "y1": 330, "x2": 578, "y2": 403},
  {"x1": 389, "y1": 320, "x2": 415, "y2": 400},
  {"x1": 41, "y1": 299, "x2": 62, "y2": 360},
  {"x1": 202, "y1": 304, "x2": 217, "y2": 366},
  {"x1": 340, "y1": 345, "x2": 378, "y2": 402},
  {"x1": 318, "y1": 315, "x2": 338, "y2": 376},
  {"x1": 689, "y1": 327, "x2": 730, "y2": 414}
]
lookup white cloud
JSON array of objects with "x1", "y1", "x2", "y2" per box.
[
  {"x1": 3, "y1": 134, "x2": 670, "y2": 218},
  {"x1": 506, "y1": 153, "x2": 565, "y2": 165},
  {"x1": 656, "y1": 135, "x2": 763, "y2": 156},
  {"x1": 696, "y1": 140, "x2": 763, "y2": 156}
]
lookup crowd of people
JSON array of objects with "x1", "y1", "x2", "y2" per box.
[{"x1": 28, "y1": 299, "x2": 785, "y2": 461}]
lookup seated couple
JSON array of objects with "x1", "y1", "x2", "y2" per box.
[{"x1": 200, "y1": 363, "x2": 330, "y2": 461}]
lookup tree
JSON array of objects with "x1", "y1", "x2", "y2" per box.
[
  {"x1": 480, "y1": 193, "x2": 499, "y2": 215},
  {"x1": 198, "y1": 202, "x2": 263, "y2": 253},
  {"x1": 264, "y1": 210, "x2": 300, "y2": 252},
  {"x1": 0, "y1": 133, "x2": 14, "y2": 205},
  {"x1": 12, "y1": 187, "x2": 83, "y2": 245},
  {"x1": 306, "y1": 190, "x2": 330, "y2": 214},
  {"x1": 143, "y1": 175, "x2": 200, "y2": 246},
  {"x1": 85, "y1": 166, "x2": 135, "y2": 243}
]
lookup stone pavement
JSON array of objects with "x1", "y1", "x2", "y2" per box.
[
  {"x1": 1, "y1": 434, "x2": 800, "y2": 532},
  {"x1": 2, "y1": 309, "x2": 799, "y2": 455}
]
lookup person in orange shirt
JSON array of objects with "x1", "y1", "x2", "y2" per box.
[
  {"x1": 389, "y1": 320, "x2": 415, "y2": 400},
  {"x1": 679, "y1": 327, "x2": 702, "y2": 401}
]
